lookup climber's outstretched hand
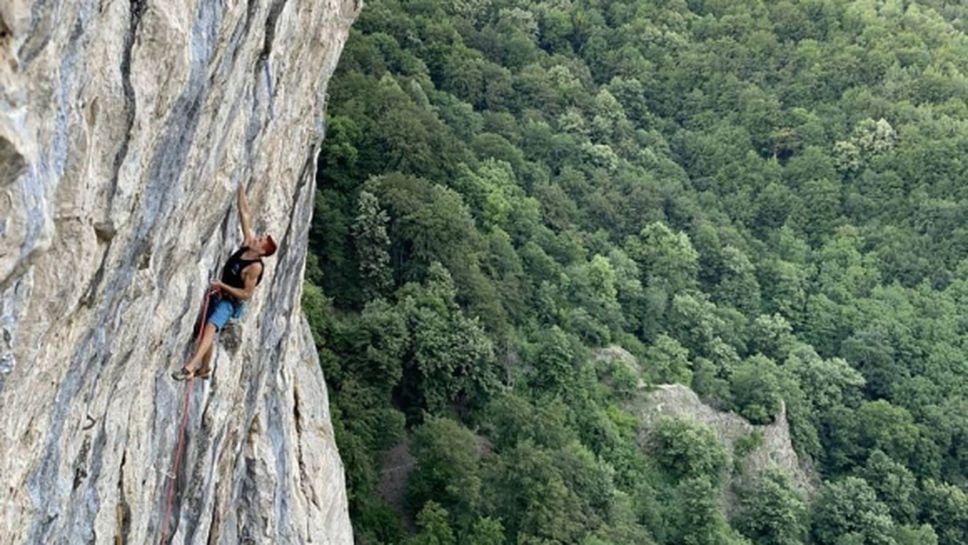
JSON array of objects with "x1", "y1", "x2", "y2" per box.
[{"x1": 238, "y1": 185, "x2": 255, "y2": 246}]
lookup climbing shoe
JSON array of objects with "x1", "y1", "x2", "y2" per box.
[{"x1": 171, "y1": 367, "x2": 195, "y2": 381}]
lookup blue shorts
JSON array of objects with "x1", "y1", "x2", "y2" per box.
[{"x1": 206, "y1": 296, "x2": 244, "y2": 331}]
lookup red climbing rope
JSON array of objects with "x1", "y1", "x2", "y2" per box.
[{"x1": 159, "y1": 286, "x2": 217, "y2": 545}]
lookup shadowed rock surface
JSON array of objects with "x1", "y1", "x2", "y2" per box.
[{"x1": 0, "y1": 1, "x2": 359, "y2": 543}]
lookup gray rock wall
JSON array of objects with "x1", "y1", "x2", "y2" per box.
[{"x1": 0, "y1": 1, "x2": 359, "y2": 543}]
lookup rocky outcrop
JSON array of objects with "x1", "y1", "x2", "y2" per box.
[
  {"x1": 0, "y1": 1, "x2": 359, "y2": 543},
  {"x1": 632, "y1": 384, "x2": 819, "y2": 498}
]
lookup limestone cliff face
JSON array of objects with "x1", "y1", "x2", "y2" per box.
[{"x1": 0, "y1": 1, "x2": 358, "y2": 543}]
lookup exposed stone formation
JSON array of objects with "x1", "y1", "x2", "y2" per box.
[
  {"x1": 596, "y1": 346, "x2": 818, "y2": 509},
  {"x1": 0, "y1": 1, "x2": 359, "y2": 543},
  {"x1": 635, "y1": 384, "x2": 819, "y2": 502}
]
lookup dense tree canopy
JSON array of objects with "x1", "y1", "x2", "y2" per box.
[{"x1": 306, "y1": 1, "x2": 968, "y2": 543}]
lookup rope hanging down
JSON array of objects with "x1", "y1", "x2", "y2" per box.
[{"x1": 158, "y1": 286, "x2": 217, "y2": 545}]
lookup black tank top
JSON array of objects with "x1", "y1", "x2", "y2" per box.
[{"x1": 221, "y1": 246, "x2": 264, "y2": 290}]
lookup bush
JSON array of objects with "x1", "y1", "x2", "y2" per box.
[{"x1": 653, "y1": 418, "x2": 727, "y2": 483}]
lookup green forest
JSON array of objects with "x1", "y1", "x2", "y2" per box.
[{"x1": 304, "y1": 1, "x2": 968, "y2": 544}]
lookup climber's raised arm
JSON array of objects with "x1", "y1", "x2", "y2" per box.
[{"x1": 238, "y1": 185, "x2": 256, "y2": 247}]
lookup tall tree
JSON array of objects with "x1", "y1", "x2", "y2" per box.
[{"x1": 354, "y1": 190, "x2": 394, "y2": 300}]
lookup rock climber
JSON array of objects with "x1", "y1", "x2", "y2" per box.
[{"x1": 172, "y1": 186, "x2": 277, "y2": 380}]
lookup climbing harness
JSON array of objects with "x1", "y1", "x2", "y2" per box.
[{"x1": 158, "y1": 286, "x2": 218, "y2": 545}]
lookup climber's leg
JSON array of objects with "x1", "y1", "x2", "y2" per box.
[
  {"x1": 196, "y1": 343, "x2": 215, "y2": 379},
  {"x1": 173, "y1": 296, "x2": 235, "y2": 381},
  {"x1": 188, "y1": 323, "x2": 217, "y2": 372},
  {"x1": 173, "y1": 323, "x2": 217, "y2": 380}
]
